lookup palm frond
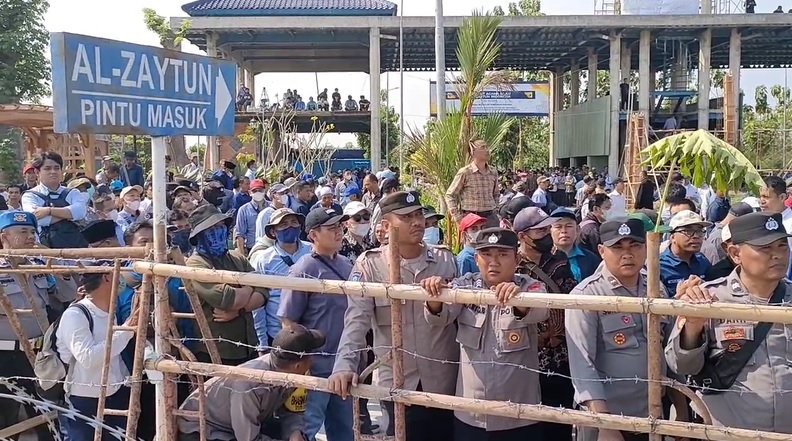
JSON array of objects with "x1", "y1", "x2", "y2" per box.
[{"x1": 640, "y1": 129, "x2": 764, "y2": 194}]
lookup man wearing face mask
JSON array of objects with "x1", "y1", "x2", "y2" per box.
[
  {"x1": 255, "y1": 184, "x2": 290, "y2": 241},
  {"x1": 186, "y1": 204, "x2": 268, "y2": 365},
  {"x1": 118, "y1": 185, "x2": 143, "y2": 231},
  {"x1": 422, "y1": 206, "x2": 445, "y2": 246},
  {"x1": 254, "y1": 208, "x2": 313, "y2": 352},
  {"x1": 579, "y1": 193, "x2": 612, "y2": 255},
  {"x1": 456, "y1": 213, "x2": 487, "y2": 276},
  {"x1": 339, "y1": 202, "x2": 373, "y2": 264},
  {"x1": 235, "y1": 179, "x2": 268, "y2": 256},
  {"x1": 513, "y1": 207, "x2": 578, "y2": 440}
]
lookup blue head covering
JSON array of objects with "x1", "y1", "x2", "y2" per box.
[{"x1": 0, "y1": 211, "x2": 37, "y2": 232}]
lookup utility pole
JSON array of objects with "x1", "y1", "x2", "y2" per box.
[{"x1": 435, "y1": 0, "x2": 446, "y2": 120}]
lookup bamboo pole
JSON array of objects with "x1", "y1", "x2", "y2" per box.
[
  {"x1": 645, "y1": 233, "x2": 663, "y2": 441},
  {"x1": 125, "y1": 274, "x2": 153, "y2": 440},
  {"x1": 0, "y1": 266, "x2": 133, "y2": 274},
  {"x1": 132, "y1": 262, "x2": 792, "y2": 323},
  {"x1": 148, "y1": 359, "x2": 790, "y2": 441},
  {"x1": 0, "y1": 286, "x2": 37, "y2": 367},
  {"x1": 8, "y1": 260, "x2": 56, "y2": 334},
  {"x1": 0, "y1": 247, "x2": 148, "y2": 259},
  {"x1": 387, "y1": 226, "x2": 406, "y2": 441},
  {"x1": 94, "y1": 260, "x2": 122, "y2": 441},
  {"x1": 0, "y1": 411, "x2": 57, "y2": 439}
]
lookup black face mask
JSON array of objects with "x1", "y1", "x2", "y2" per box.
[{"x1": 531, "y1": 234, "x2": 555, "y2": 254}]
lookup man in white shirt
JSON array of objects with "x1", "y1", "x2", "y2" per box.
[
  {"x1": 20, "y1": 152, "x2": 89, "y2": 248},
  {"x1": 759, "y1": 176, "x2": 792, "y2": 278},
  {"x1": 532, "y1": 176, "x2": 550, "y2": 208},
  {"x1": 663, "y1": 116, "x2": 678, "y2": 132},
  {"x1": 608, "y1": 178, "x2": 627, "y2": 217},
  {"x1": 56, "y1": 264, "x2": 138, "y2": 440}
]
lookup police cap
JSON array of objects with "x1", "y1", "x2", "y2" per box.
[
  {"x1": 81, "y1": 220, "x2": 117, "y2": 244},
  {"x1": 600, "y1": 218, "x2": 646, "y2": 247},
  {"x1": 473, "y1": 227, "x2": 519, "y2": 250},
  {"x1": 379, "y1": 191, "x2": 423, "y2": 216},
  {"x1": 729, "y1": 212, "x2": 791, "y2": 246},
  {"x1": 0, "y1": 211, "x2": 37, "y2": 232}
]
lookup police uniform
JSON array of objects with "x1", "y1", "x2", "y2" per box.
[
  {"x1": 565, "y1": 218, "x2": 669, "y2": 441},
  {"x1": 425, "y1": 228, "x2": 549, "y2": 440},
  {"x1": 0, "y1": 211, "x2": 55, "y2": 441},
  {"x1": 666, "y1": 212, "x2": 792, "y2": 433},
  {"x1": 333, "y1": 191, "x2": 460, "y2": 441}
]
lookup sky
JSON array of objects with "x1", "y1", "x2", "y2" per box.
[{"x1": 43, "y1": 0, "x2": 788, "y2": 147}]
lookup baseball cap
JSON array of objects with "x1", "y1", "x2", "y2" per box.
[
  {"x1": 458, "y1": 213, "x2": 487, "y2": 233},
  {"x1": 550, "y1": 207, "x2": 577, "y2": 221},
  {"x1": 600, "y1": 218, "x2": 647, "y2": 247},
  {"x1": 729, "y1": 212, "x2": 791, "y2": 246},
  {"x1": 721, "y1": 224, "x2": 732, "y2": 242},
  {"x1": 250, "y1": 179, "x2": 265, "y2": 191},
  {"x1": 304, "y1": 206, "x2": 347, "y2": 232},
  {"x1": 669, "y1": 210, "x2": 712, "y2": 231},
  {"x1": 513, "y1": 207, "x2": 558, "y2": 232},
  {"x1": 473, "y1": 227, "x2": 519, "y2": 250},
  {"x1": 120, "y1": 185, "x2": 143, "y2": 199},
  {"x1": 537, "y1": 176, "x2": 550, "y2": 185},
  {"x1": 343, "y1": 185, "x2": 362, "y2": 198},
  {"x1": 22, "y1": 164, "x2": 34, "y2": 175},
  {"x1": 81, "y1": 220, "x2": 117, "y2": 244},
  {"x1": 343, "y1": 201, "x2": 368, "y2": 217},
  {"x1": 318, "y1": 186, "x2": 333, "y2": 198},
  {"x1": 739, "y1": 196, "x2": 761, "y2": 212},
  {"x1": 728, "y1": 202, "x2": 756, "y2": 217},
  {"x1": 628, "y1": 212, "x2": 671, "y2": 234},
  {"x1": 0, "y1": 211, "x2": 37, "y2": 231},
  {"x1": 268, "y1": 183, "x2": 289, "y2": 198},
  {"x1": 379, "y1": 191, "x2": 422, "y2": 216},
  {"x1": 423, "y1": 206, "x2": 444, "y2": 221},
  {"x1": 499, "y1": 196, "x2": 535, "y2": 224},
  {"x1": 270, "y1": 324, "x2": 326, "y2": 361},
  {"x1": 380, "y1": 177, "x2": 399, "y2": 193}
]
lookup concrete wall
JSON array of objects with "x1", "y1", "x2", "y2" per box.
[{"x1": 554, "y1": 97, "x2": 610, "y2": 160}]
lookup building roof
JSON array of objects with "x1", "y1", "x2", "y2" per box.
[{"x1": 181, "y1": 0, "x2": 398, "y2": 17}]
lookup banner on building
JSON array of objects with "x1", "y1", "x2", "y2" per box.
[
  {"x1": 621, "y1": 0, "x2": 699, "y2": 15},
  {"x1": 429, "y1": 81, "x2": 550, "y2": 117}
]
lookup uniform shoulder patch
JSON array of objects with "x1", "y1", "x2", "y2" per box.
[{"x1": 350, "y1": 271, "x2": 362, "y2": 282}]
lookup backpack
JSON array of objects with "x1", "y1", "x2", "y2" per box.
[
  {"x1": 28, "y1": 189, "x2": 89, "y2": 249},
  {"x1": 34, "y1": 303, "x2": 93, "y2": 402}
]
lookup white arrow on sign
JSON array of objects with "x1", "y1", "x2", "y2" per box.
[{"x1": 215, "y1": 69, "x2": 232, "y2": 127}]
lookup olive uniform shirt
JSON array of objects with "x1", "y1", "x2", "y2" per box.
[
  {"x1": 333, "y1": 244, "x2": 459, "y2": 395},
  {"x1": 186, "y1": 251, "x2": 267, "y2": 360},
  {"x1": 424, "y1": 273, "x2": 549, "y2": 431},
  {"x1": 665, "y1": 270, "x2": 792, "y2": 433}
]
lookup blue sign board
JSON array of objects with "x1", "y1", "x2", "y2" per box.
[{"x1": 50, "y1": 32, "x2": 237, "y2": 137}]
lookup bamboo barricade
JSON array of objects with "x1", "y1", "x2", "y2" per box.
[
  {"x1": 0, "y1": 246, "x2": 148, "y2": 259},
  {"x1": 93, "y1": 260, "x2": 124, "y2": 441},
  {"x1": 148, "y1": 359, "x2": 787, "y2": 441},
  {"x1": 7, "y1": 260, "x2": 52, "y2": 335},
  {"x1": 132, "y1": 262, "x2": 792, "y2": 324},
  {"x1": 124, "y1": 274, "x2": 153, "y2": 440},
  {"x1": 388, "y1": 226, "x2": 406, "y2": 441},
  {"x1": 645, "y1": 233, "x2": 664, "y2": 441}
]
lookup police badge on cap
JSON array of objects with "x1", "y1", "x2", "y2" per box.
[
  {"x1": 473, "y1": 227, "x2": 519, "y2": 250},
  {"x1": 600, "y1": 218, "x2": 646, "y2": 247},
  {"x1": 730, "y1": 212, "x2": 791, "y2": 246},
  {"x1": 379, "y1": 191, "x2": 423, "y2": 216}
]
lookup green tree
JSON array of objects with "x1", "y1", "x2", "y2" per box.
[
  {"x1": 739, "y1": 84, "x2": 792, "y2": 170},
  {"x1": 0, "y1": 0, "x2": 50, "y2": 182},
  {"x1": 356, "y1": 89, "x2": 400, "y2": 162}
]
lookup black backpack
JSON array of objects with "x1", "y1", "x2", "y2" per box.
[{"x1": 27, "y1": 189, "x2": 89, "y2": 248}]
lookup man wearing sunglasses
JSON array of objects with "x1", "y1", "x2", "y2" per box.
[
  {"x1": 340, "y1": 202, "x2": 373, "y2": 264},
  {"x1": 659, "y1": 210, "x2": 712, "y2": 297}
]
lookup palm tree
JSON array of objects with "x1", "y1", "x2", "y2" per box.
[{"x1": 405, "y1": 10, "x2": 514, "y2": 250}]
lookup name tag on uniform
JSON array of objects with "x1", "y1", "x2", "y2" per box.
[{"x1": 715, "y1": 324, "x2": 754, "y2": 342}]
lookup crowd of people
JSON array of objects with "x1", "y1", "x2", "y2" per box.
[
  {"x1": 237, "y1": 86, "x2": 370, "y2": 113},
  {"x1": 2, "y1": 140, "x2": 792, "y2": 441}
]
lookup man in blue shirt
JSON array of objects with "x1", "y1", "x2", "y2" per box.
[
  {"x1": 254, "y1": 208, "x2": 312, "y2": 350},
  {"x1": 120, "y1": 151, "x2": 144, "y2": 187},
  {"x1": 235, "y1": 179, "x2": 267, "y2": 255},
  {"x1": 659, "y1": 210, "x2": 712, "y2": 297},
  {"x1": 211, "y1": 161, "x2": 236, "y2": 191},
  {"x1": 549, "y1": 208, "x2": 601, "y2": 283}
]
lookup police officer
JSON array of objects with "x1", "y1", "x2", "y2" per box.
[
  {"x1": 565, "y1": 218, "x2": 670, "y2": 441},
  {"x1": 328, "y1": 190, "x2": 459, "y2": 441},
  {"x1": 667, "y1": 211, "x2": 792, "y2": 433},
  {"x1": 421, "y1": 227, "x2": 549, "y2": 441},
  {"x1": 0, "y1": 211, "x2": 56, "y2": 441}
]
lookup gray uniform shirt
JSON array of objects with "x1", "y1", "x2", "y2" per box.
[
  {"x1": 425, "y1": 273, "x2": 549, "y2": 431},
  {"x1": 701, "y1": 224, "x2": 726, "y2": 264},
  {"x1": 333, "y1": 244, "x2": 459, "y2": 395},
  {"x1": 566, "y1": 266, "x2": 669, "y2": 418},
  {"x1": 0, "y1": 269, "x2": 50, "y2": 340},
  {"x1": 177, "y1": 355, "x2": 304, "y2": 441},
  {"x1": 665, "y1": 271, "x2": 792, "y2": 433}
]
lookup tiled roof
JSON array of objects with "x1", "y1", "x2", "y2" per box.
[{"x1": 182, "y1": 0, "x2": 397, "y2": 16}]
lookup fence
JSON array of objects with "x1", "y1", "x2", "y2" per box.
[{"x1": 1, "y1": 232, "x2": 792, "y2": 441}]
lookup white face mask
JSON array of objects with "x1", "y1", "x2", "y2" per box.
[
  {"x1": 352, "y1": 223, "x2": 370, "y2": 237},
  {"x1": 126, "y1": 200, "x2": 140, "y2": 211},
  {"x1": 465, "y1": 230, "x2": 480, "y2": 244},
  {"x1": 252, "y1": 192, "x2": 266, "y2": 202},
  {"x1": 602, "y1": 208, "x2": 615, "y2": 221},
  {"x1": 423, "y1": 227, "x2": 440, "y2": 245},
  {"x1": 107, "y1": 210, "x2": 119, "y2": 221},
  {"x1": 279, "y1": 194, "x2": 289, "y2": 205}
]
